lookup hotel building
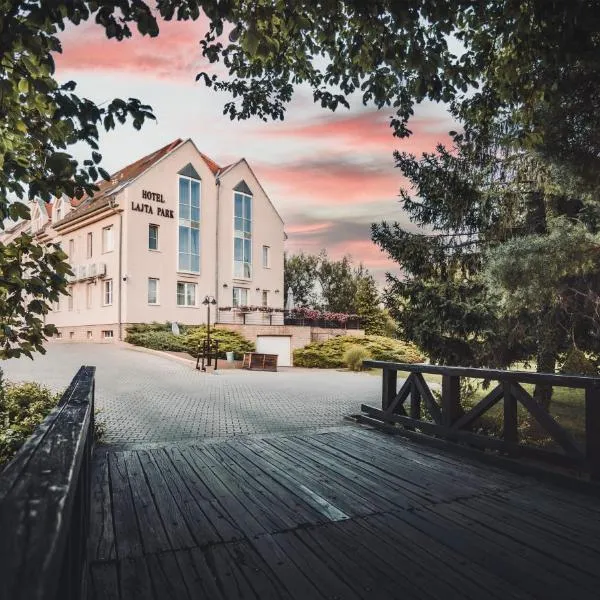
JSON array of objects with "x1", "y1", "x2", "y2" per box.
[{"x1": 8, "y1": 138, "x2": 285, "y2": 342}]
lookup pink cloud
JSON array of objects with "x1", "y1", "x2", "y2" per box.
[
  {"x1": 55, "y1": 18, "x2": 212, "y2": 79},
  {"x1": 260, "y1": 111, "x2": 454, "y2": 156},
  {"x1": 285, "y1": 222, "x2": 332, "y2": 235}
]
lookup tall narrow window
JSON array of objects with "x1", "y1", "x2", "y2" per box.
[
  {"x1": 102, "y1": 226, "x2": 114, "y2": 253},
  {"x1": 177, "y1": 282, "x2": 197, "y2": 306},
  {"x1": 68, "y1": 287, "x2": 74, "y2": 311},
  {"x1": 233, "y1": 287, "x2": 248, "y2": 308},
  {"x1": 103, "y1": 279, "x2": 113, "y2": 306},
  {"x1": 69, "y1": 238, "x2": 75, "y2": 258},
  {"x1": 178, "y1": 176, "x2": 201, "y2": 272},
  {"x1": 148, "y1": 224, "x2": 159, "y2": 250},
  {"x1": 86, "y1": 283, "x2": 94, "y2": 308},
  {"x1": 234, "y1": 191, "x2": 252, "y2": 278},
  {"x1": 148, "y1": 278, "x2": 159, "y2": 304},
  {"x1": 262, "y1": 245, "x2": 270, "y2": 268},
  {"x1": 262, "y1": 290, "x2": 268, "y2": 307},
  {"x1": 87, "y1": 232, "x2": 93, "y2": 258}
]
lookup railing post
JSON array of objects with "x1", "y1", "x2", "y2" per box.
[
  {"x1": 502, "y1": 381, "x2": 518, "y2": 451},
  {"x1": 442, "y1": 375, "x2": 462, "y2": 426},
  {"x1": 585, "y1": 383, "x2": 600, "y2": 481},
  {"x1": 410, "y1": 376, "x2": 421, "y2": 420},
  {"x1": 382, "y1": 368, "x2": 397, "y2": 411}
]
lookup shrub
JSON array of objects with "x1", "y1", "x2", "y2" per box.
[
  {"x1": 343, "y1": 345, "x2": 371, "y2": 371},
  {"x1": 0, "y1": 379, "x2": 61, "y2": 467},
  {"x1": 293, "y1": 335, "x2": 425, "y2": 368},
  {"x1": 125, "y1": 323, "x2": 254, "y2": 358}
]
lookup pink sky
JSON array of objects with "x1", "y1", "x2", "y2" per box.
[{"x1": 55, "y1": 19, "x2": 455, "y2": 285}]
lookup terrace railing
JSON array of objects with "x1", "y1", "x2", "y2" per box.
[
  {"x1": 217, "y1": 309, "x2": 362, "y2": 330},
  {"x1": 0, "y1": 366, "x2": 96, "y2": 600},
  {"x1": 360, "y1": 361, "x2": 600, "y2": 480}
]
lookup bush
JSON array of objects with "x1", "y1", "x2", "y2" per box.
[
  {"x1": 0, "y1": 378, "x2": 61, "y2": 467},
  {"x1": 293, "y1": 335, "x2": 425, "y2": 368},
  {"x1": 343, "y1": 345, "x2": 371, "y2": 371},
  {"x1": 125, "y1": 322, "x2": 254, "y2": 358}
]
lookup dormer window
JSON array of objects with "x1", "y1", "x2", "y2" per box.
[{"x1": 177, "y1": 167, "x2": 201, "y2": 273}]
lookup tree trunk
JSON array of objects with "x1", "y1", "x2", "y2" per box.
[{"x1": 533, "y1": 347, "x2": 556, "y2": 411}]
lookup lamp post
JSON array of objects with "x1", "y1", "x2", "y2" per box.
[{"x1": 202, "y1": 295, "x2": 217, "y2": 365}]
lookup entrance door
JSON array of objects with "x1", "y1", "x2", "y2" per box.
[{"x1": 256, "y1": 336, "x2": 292, "y2": 367}]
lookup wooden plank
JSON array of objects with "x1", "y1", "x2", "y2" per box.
[
  {"x1": 381, "y1": 367, "x2": 397, "y2": 411},
  {"x1": 413, "y1": 373, "x2": 443, "y2": 424},
  {"x1": 136, "y1": 450, "x2": 197, "y2": 550},
  {"x1": 162, "y1": 446, "x2": 242, "y2": 543},
  {"x1": 89, "y1": 451, "x2": 116, "y2": 562},
  {"x1": 363, "y1": 360, "x2": 600, "y2": 388},
  {"x1": 108, "y1": 452, "x2": 144, "y2": 559},
  {"x1": 410, "y1": 375, "x2": 421, "y2": 420},
  {"x1": 121, "y1": 451, "x2": 171, "y2": 554},
  {"x1": 503, "y1": 382, "x2": 518, "y2": 446},
  {"x1": 146, "y1": 551, "x2": 192, "y2": 600},
  {"x1": 512, "y1": 382, "x2": 583, "y2": 458},
  {"x1": 119, "y1": 556, "x2": 156, "y2": 600},
  {"x1": 451, "y1": 384, "x2": 504, "y2": 431},
  {"x1": 234, "y1": 438, "x2": 350, "y2": 522},
  {"x1": 250, "y1": 534, "x2": 327, "y2": 600},
  {"x1": 363, "y1": 513, "x2": 533, "y2": 600},
  {"x1": 586, "y1": 384, "x2": 600, "y2": 480},
  {"x1": 89, "y1": 562, "x2": 120, "y2": 600},
  {"x1": 175, "y1": 548, "x2": 225, "y2": 600},
  {"x1": 385, "y1": 374, "x2": 411, "y2": 415}
]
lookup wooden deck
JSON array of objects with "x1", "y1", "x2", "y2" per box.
[{"x1": 89, "y1": 426, "x2": 600, "y2": 600}]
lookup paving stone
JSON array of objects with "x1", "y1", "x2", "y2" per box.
[{"x1": 1, "y1": 344, "x2": 382, "y2": 448}]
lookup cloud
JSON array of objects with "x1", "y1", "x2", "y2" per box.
[{"x1": 55, "y1": 18, "x2": 213, "y2": 79}]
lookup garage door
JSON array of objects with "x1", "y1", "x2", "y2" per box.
[{"x1": 256, "y1": 336, "x2": 292, "y2": 367}]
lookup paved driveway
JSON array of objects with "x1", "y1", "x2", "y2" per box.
[{"x1": 1, "y1": 343, "x2": 381, "y2": 448}]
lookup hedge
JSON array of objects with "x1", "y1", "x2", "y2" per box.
[
  {"x1": 125, "y1": 322, "x2": 254, "y2": 357},
  {"x1": 293, "y1": 335, "x2": 425, "y2": 368}
]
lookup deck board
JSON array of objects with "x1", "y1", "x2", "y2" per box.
[{"x1": 89, "y1": 426, "x2": 600, "y2": 599}]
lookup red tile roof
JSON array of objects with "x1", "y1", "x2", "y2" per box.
[{"x1": 56, "y1": 139, "x2": 222, "y2": 226}]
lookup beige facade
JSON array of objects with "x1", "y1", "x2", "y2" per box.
[{"x1": 7, "y1": 139, "x2": 285, "y2": 340}]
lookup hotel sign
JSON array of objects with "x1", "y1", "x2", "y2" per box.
[{"x1": 131, "y1": 189, "x2": 174, "y2": 218}]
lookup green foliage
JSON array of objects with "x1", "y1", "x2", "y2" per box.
[
  {"x1": 0, "y1": 379, "x2": 61, "y2": 467},
  {"x1": 343, "y1": 345, "x2": 371, "y2": 372},
  {"x1": 284, "y1": 252, "x2": 320, "y2": 307},
  {"x1": 293, "y1": 335, "x2": 424, "y2": 369},
  {"x1": 125, "y1": 323, "x2": 254, "y2": 357},
  {"x1": 560, "y1": 348, "x2": 598, "y2": 377}
]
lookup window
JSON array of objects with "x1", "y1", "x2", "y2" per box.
[
  {"x1": 178, "y1": 176, "x2": 201, "y2": 272},
  {"x1": 262, "y1": 245, "x2": 270, "y2": 268},
  {"x1": 53, "y1": 299, "x2": 60, "y2": 312},
  {"x1": 177, "y1": 282, "x2": 197, "y2": 307},
  {"x1": 87, "y1": 331, "x2": 93, "y2": 339},
  {"x1": 69, "y1": 331, "x2": 74, "y2": 339},
  {"x1": 234, "y1": 192, "x2": 252, "y2": 278},
  {"x1": 262, "y1": 290, "x2": 268, "y2": 307},
  {"x1": 102, "y1": 226, "x2": 114, "y2": 253},
  {"x1": 233, "y1": 287, "x2": 248, "y2": 308},
  {"x1": 56, "y1": 332, "x2": 62, "y2": 339},
  {"x1": 68, "y1": 287, "x2": 74, "y2": 311},
  {"x1": 86, "y1": 283, "x2": 94, "y2": 308},
  {"x1": 87, "y1": 232, "x2": 93, "y2": 258},
  {"x1": 148, "y1": 224, "x2": 159, "y2": 250},
  {"x1": 69, "y1": 238, "x2": 75, "y2": 258},
  {"x1": 103, "y1": 279, "x2": 113, "y2": 306},
  {"x1": 148, "y1": 278, "x2": 159, "y2": 305},
  {"x1": 102, "y1": 330, "x2": 114, "y2": 339},
  {"x1": 55, "y1": 201, "x2": 63, "y2": 221}
]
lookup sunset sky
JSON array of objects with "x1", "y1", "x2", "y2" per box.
[{"x1": 55, "y1": 19, "x2": 456, "y2": 284}]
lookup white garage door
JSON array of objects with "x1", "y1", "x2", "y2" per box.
[{"x1": 256, "y1": 336, "x2": 292, "y2": 367}]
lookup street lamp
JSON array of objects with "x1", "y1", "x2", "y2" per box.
[{"x1": 202, "y1": 295, "x2": 217, "y2": 365}]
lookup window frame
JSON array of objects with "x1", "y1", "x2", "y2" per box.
[
  {"x1": 86, "y1": 282, "x2": 94, "y2": 309},
  {"x1": 177, "y1": 175, "x2": 201, "y2": 274},
  {"x1": 232, "y1": 286, "x2": 249, "y2": 308},
  {"x1": 67, "y1": 286, "x2": 74, "y2": 311},
  {"x1": 176, "y1": 281, "x2": 197, "y2": 307},
  {"x1": 148, "y1": 223, "x2": 159, "y2": 251},
  {"x1": 233, "y1": 191, "x2": 252, "y2": 280},
  {"x1": 148, "y1": 277, "x2": 160, "y2": 305},
  {"x1": 102, "y1": 330, "x2": 114, "y2": 339},
  {"x1": 87, "y1": 232, "x2": 93, "y2": 259},
  {"x1": 103, "y1": 279, "x2": 113, "y2": 306},
  {"x1": 68, "y1": 238, "x2": 75, "y2": 259},
  {"x1": 262, "y1": 245, "x2": 270, "y2": 269},
  {"x1": 262, "y1": 290, "x2": 269, "y2": 307},
  {"x1": 102, "y1": 225, "x2": 114, "y2": 254}
]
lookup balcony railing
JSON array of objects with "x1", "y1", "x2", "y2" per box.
[{"x1": 217, "y1": 309, "x2": 362, "y2": 329}]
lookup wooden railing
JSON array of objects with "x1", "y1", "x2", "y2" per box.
[
  {"x1": 0, "y1": 366, "x2": 96, "y2": 600},
  {"x1": 360, "y1": 361, "x2": 600, "y2": 480}
]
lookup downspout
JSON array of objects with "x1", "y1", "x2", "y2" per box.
[
  {"x1": 109, "y1": 196, "x2": 123, "y2": 340},
  {"x1": 215, "y1": 175, "x2": 221, "y2": 310}
]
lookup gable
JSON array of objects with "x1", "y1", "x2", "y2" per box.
[
  {"x1": 233, "y1": 180, "x2": 253, "y2": 195},
  {"x1": 178, "y1": 163, "x2": 201, "y2": 180}
]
